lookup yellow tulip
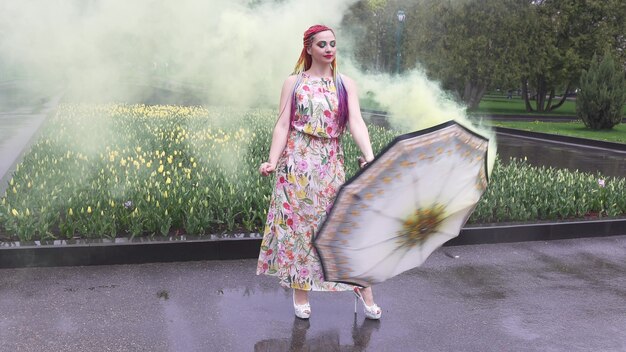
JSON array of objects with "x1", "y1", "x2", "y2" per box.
[
  {"x1": 69, "y1": 208, "x2": 74, "y2": 216},
  {"x1": 158, "y1": 165, "x2": 164, "y2": 173},
  {"x1": 11, "y1": 209, "x2": 18, "y2": 217},
  {"x1": 87, "y1": 206, "x2": 92, "y2": 214}
]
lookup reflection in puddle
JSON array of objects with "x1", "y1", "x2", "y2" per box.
[{"x1": 254, "y1": 316, "x2": 380, "y2": 352}]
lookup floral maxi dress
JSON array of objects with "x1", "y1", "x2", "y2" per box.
[{"x1": 256, "y1": 73, "x2": 353, "y2": 291}]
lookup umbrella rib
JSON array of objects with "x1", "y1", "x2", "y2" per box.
[
  {"x1": 410, "y1": 165, "x2": 421, "y2": 210},
  {"x1": 441, "y1": 183, "x2": 468, "y2": 211},
  {"x1": 343, "y1": 231, "x2": 406, "y2": 250},
  {"x1": 430, "y1": 161, "x2": 456, "y2": 206},
  {"x1": 440, "y1": 171, "x2": 483, "y2": 213},
  {"x1": 368, "y1": 208, "x2": 405, "y2": 224},
  {"x1": 351, "y1": 244, "x2": 409, "y2": 279},
  {"x1": 348, "y1": 205, "x2": 477, "y2": 251}
]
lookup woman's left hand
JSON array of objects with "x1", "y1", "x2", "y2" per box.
[{"x1": 259, "y1": 162, "x2": 276, "y2": 176}]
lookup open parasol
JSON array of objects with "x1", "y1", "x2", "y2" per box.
[{"x1": 313, "y1": 120, "x2": 490, "y2": 287}]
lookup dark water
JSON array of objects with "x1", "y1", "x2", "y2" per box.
[{"x1": 496, "y1": 133, "x2": 626, "y2": 178}]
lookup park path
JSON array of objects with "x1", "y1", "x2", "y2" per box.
[{"x1": 0, "y1": 82, "x2": 64, "y2": 194}]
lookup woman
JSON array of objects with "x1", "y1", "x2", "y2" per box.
[{"x1": 257, "y1": 24, "x2": 381, "y2": 320}]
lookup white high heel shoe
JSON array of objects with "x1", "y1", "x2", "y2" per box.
[
  {"x1": 354, "y1": 287, "x2": 382, "y2": 320},
  {"x1": 293, "y1": 291, "x2": 311, "y2": 319}
]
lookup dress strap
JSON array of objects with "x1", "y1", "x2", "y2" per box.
[{"x1": 289, "y1": 73, "x2": 304, "y2": 124}]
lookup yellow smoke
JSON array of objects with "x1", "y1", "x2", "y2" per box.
[
  {"x1": 344, "y1": 64, "x2": 497, "y2": 176},
  {"x1": 0, "y1": 0, "x2": 495, "y2": 175}
]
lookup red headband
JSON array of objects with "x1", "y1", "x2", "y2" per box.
[{"x1": 303, "y1": 25, "x2": 333, "y2": 47}]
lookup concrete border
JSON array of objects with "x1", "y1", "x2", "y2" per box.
[
  {"x1": 2, "y1": 218, "x2": 625, "y2": 268},
  {"x1": 494, "y1": 126, "x2": 626, "y2": 152}
]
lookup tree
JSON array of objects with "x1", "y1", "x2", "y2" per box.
[
  {"x1": 402, "y1": 0, "x2": 529, "y2": 109},
  {"x1": 342, "y1": 0, "x2": 626, "y2": 112},
  {"x1": 576, "y1": 51, "x2": 626, "y2": 130},
  {"x1": 342, "y1": 0, "x2": 397, "y2": 73},
  {"x1": 521, "y1": 0, "x2": 626, "y2": 112}
]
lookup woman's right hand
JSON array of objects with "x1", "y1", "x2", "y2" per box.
[{"x1": 259, "y1": 162, "x2": 276, "y2": 177}]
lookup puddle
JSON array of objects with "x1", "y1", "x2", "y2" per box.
[{"x1": 497, "y1": 134, "x2": 626, "y2": 177}]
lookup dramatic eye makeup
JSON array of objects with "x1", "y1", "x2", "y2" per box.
[{"x1": 316, "y1": 40, "x2": 336, "y2": 48}]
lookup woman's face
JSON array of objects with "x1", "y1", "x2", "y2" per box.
[{"x1": 307, "y1": 30, "x2": 336, "y2": 66}]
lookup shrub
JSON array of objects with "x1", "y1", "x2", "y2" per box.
[{"x1": 576, "y1": 51, "x2": 626, "y2": 130}]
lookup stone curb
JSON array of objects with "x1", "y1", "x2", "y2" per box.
[{"x1": 2, "y1": 218, "x2": 625, "y2": 268}]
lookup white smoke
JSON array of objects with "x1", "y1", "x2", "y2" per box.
[{"x1": 0, "y1": 0, "x2": 495, "y2": 172}]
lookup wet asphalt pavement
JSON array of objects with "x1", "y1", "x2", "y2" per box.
[{"x1": 1, "y1": 235, "x2": 625, "y2": 352}]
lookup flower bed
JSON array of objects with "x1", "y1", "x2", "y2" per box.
[{"x1": 1, "y1": 104, "x2": 624, "y2": 242}]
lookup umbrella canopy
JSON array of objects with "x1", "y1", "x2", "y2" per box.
[{"x1": 314, "y1": 120, "x2": 490, "y2": 287}]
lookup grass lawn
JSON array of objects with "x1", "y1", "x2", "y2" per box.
[
  {"x1": 472, "y1": 95, "x2": 626, "y2": 116},
  {"x1": 361, "y1": 93, "x2": 626, "y2": 117},
  {"x1": 489, "y1": 120, "x2": 626, "y2": 144}
]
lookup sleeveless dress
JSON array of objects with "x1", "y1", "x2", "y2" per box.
[{"x1": 256, "y1": 73, "x2": 353, "y2": 291}]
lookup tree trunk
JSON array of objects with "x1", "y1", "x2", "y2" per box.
[
  {"x1": 549, "y1": 82, "x2": 571, "y2": 111},
  {"x1": 535, "y1": 76, "x2": 547, "y2": 112},
  {"x1": 522, "y1": 77, "x2": 534, "y2": 112},
  {"x1": 462, "y1": 81, "x2": 487, "y2": 110},
  {"x1": 545, "y1": 88, "x2": 555, "y2": 111}
]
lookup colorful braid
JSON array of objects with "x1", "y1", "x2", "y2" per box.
[{"x1": 291, "y1": 24, "x2": 349, "y2": 131}]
